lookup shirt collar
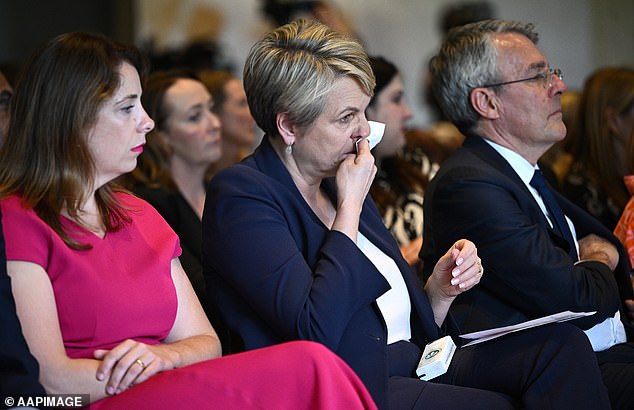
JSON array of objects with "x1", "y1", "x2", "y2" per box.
[{"x1": 483, "y1": 139, "x2": 539, "y2": 183}]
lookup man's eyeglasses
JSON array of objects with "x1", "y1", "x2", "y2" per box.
[{"x1": 479, "y1": 68, "x2": 563, "y2": 89}]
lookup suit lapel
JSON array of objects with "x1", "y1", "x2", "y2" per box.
[{"x1": 463, "y1": 135, "x2": 575, "y2": 252}]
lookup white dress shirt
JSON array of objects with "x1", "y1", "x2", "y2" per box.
[{"x1": 357, "y1": 231, "x2": 412, "y2": 344}]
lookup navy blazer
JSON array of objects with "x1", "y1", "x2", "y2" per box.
[
  {"x1": 421, "y1": 135, "x2": 634, "y2": 336},
  {"x1": 203, "y1": 137, "x2": 446, "y2": 408}
]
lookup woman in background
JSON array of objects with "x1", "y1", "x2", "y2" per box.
[
  {"x1": 562, "y1": 67, "x2": 634, "y2": 229},
  {"x1": 198, "y1": 69, "x2": 258, "y2": 173},
  {"x1": 612, "y1": 95, "x2": 634, "y2": 275},
  {"x1": 366, "y1": 56, "x2": 435, "y2": 269}
]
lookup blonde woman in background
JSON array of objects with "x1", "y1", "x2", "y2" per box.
[{"x1": 198, "y1": 69, "x2": 258, "y2": 173}]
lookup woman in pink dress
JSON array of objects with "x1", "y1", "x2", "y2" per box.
[{"x1": 0, "y1": 31, "x2": 376, "y2": 410}]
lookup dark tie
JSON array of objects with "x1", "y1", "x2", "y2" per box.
[{"x1": 530, "y1": 169, "x2": 579, "y2": 261}]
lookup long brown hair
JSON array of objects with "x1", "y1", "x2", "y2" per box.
[
  {"x1": 0, "y1": 32, "x2": 148, "y2": 249},
  {"x1": 565, "y1": 67, "x2": 634, "y2": 210},
  {"x1": 367, "y1": 56, "x2": 435, "y2": 216}
]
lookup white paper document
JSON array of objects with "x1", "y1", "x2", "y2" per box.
[{"x1": 459, "y1": 310, "x2": 596, "y2": 347}]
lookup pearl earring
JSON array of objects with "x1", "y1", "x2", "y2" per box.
[{"x1": 285, "y1": 143, "x2": 293, "y2": 155}]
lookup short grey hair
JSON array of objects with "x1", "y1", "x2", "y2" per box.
[
  {"x1": 430, "y1": 19, "x2": 538, "y2": 134},
  {"x1": 243, "y1": 18, "x2": 375, "y2": 137}
]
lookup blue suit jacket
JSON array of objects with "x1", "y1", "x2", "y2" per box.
[
  {"x1": 421, "y1": 135, "x2": 634, "y2": 336},
  {"x1": 203, "y1": 137, "x2": 446, "y2": 408}
]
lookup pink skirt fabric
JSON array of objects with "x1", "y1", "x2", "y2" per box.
[{"x1": 89, "y1": 341, "x2": 377, "y2": 410}]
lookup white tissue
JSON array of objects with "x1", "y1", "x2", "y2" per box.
[{"x1": 367, "y1": 121, "x2": 385, "y2": 150}]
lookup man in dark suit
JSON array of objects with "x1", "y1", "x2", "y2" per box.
[
  {"x1": 0, "y1": 207, "x2": 46, "y2": 405},
  {"x1": 420, "y1": 19, "x2": 634, "y2": 409}
]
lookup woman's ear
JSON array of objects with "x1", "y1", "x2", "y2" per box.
[
  {"x1": 276, "y1": 112, "x2": 297, "y2": 147},
  {"x1": 470, "y1": 87, "x2": 500, "y2": 120}
]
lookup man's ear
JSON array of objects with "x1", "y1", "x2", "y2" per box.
[
  {"x1": 276, "y1": 112, "x2": 297, "y2": 146},
  {"x1": 470, "y1": 87, "x2": 500, "y2": 120}
]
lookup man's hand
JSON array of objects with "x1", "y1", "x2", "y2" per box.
[{"x1": 577, "y1": 234, "x2": 619, "y2": 271}]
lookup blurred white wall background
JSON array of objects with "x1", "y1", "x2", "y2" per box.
[{"x1": 136, "y1": 0, "x2": 634, "y2": 128}]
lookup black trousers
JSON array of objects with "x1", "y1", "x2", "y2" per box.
[
  {"x1": 597, "y1": 342, "x2": 634, "y2": 410},
  {"x1": 387, "y1": 323, "x2": 610, "y2": 409}
]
